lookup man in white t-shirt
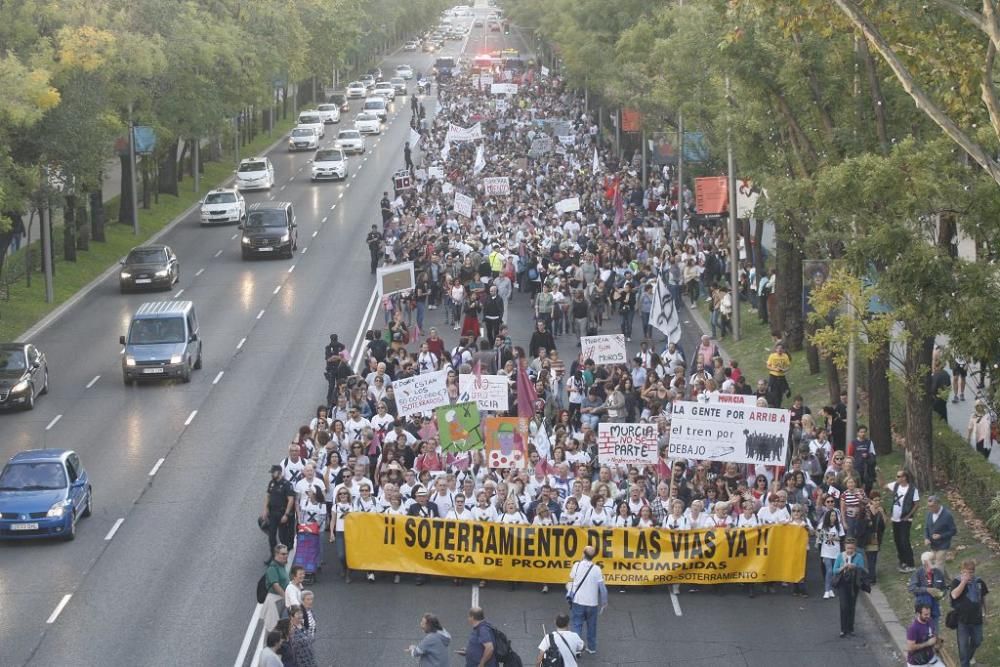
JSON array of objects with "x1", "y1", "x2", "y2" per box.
[
  {"x1": 344, "y1": 407, "x2": 371, "y2": 442},
  {"x1": 536, "y1": 613, "x2": 584, "y2": 667},
  {"x1": 293, "y1": 464, "x2": 326, "y2": 506},
  {"x1": 886, "y1": 469, "x2": 919, "y2": 572},
  {"x1": 566, "y1": 546, "x2": 607, "y2": 654}
]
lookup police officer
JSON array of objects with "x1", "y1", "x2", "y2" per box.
[
  {"x1": 325, "y1": 354, "x2": 351, "y2": 406},
  {"x1": 325, "y1": 334, "x2": 345, "y2": 367},
  {"x1": 262, "y1": 465, "x2": 295, "y2": 561},
  {"x1": 366, "y1": 224, "x2": 383, "y2": 274},
  {"x1": 380, "y1": 192, "x2": 393, "y2": 228},
  {"x1": 404, "y1": 141, "x2": 413, "y2": 172},
  {"x1": 410, "y1": 93, "x2": 419, "y2": 119}
]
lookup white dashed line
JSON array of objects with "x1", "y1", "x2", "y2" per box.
[
  {"x1": 289, "y1": 176, "x2": 295, "y2": 182},
  {"x1": 331, "y1": 204, "x2": 337, "y2": 210},
  {"x1": 279, "y1": 185, "x2": 286, "y2": 191},
  {"x1": 312, "y1": 230, "x2": 318, "y2": 238},
  {"x1": 214, "y1": 250, "x2": 223, "y2": 258},
  {"x1": 237, "y1": 337, "x2": 247, "y2": 350},
  {"x1": 85, "y1": 375, "x2": 100, "y2": 389},
  {"x1": 195, "y1": 268, "x2": 205, "y2": 277},
  {"x1": 471, "y1": 583, "x2": 480, "y2": 608},
  {"x1": 104, "y1": 518, "x2": 125, "y2": 541},
  {"x1": 256, "y1": 310, "x2": 265, "y2": 320},
  {"x1": 321, "y1": 216, "x2": 328, "y2": 223},
  {"x1": 46, "y1": 595, "x2": 72, "y2": 624},
  {"x1": 173, "y1": 288, "x2": 185, "y2": 298},
  {"x1": 212, "y1": 371, "x2": 224, "y2": 385},
  {"x1": 45, "y1": 414, "x2": 62, "y2": 430},
  {"x1": 301, "y1": 247, "x2": 308, "y2": 255},
  {"x1": 231, "y1": 233, "x2": 238, "y2": 240},
  {"x1": 362, "y1": 157, "x2": 368, "y2": 162},
  {"x1": 273, "y1": 285, "x2": 282, "y2": 294},
  {"x1": 670, "y1": 592, "x2": 683, "y2": 616},
  {"x1": 184, "y1": 410, "x2": 198, "y2": 426},
  {"x1": 287, "y1": 265, "x2": 295, "y2": 274},
  {"x1": 338, "y1": 192, "x2": 344, "y2": 199},
  {"x1": 148, "y1": 458, "x2": 165, "y2": 477}
]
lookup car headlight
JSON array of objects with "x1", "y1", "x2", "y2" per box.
[
  {"x1": 155, "y1": 269, "x2": 169, "y2": 277},
  {"x1": 242, "y1": 236, "x2": 251, "y2": 245},
  {"x1": 170, "y1": 354, "x2": 183, "y2": 364},
  {"x1": 120, "y1": 271, "x2": 132, "y2": 279},
  {"x1": 279, "y1": 233, "x2": 290, "y2": 243},
  {"x1": 47, "y1": 500, "x2": 70, "y2": 518},
  {"x1": 125, "y1": 356, "x2": 136, "y2": 367},
  {"x1": 11, "y1": 380, "x2": 29, "y2": 393}
]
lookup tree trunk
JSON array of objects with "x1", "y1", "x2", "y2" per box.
[
  {"x1": 823, "y1": 354, "x2": 841, "y2": 404},
  {"x1": 141, "y1": 160, "x2": 151, "y2": 209},
  {"x1": 774, "y1": 227, "x2": 804, "y2": 350},
  {"x1": 118, "y1": 153, "x2": 135, "y2": 225},
  {"x1": 804, "y1": 321, "x2": 821, "y2": 374},
  {"x1": 176, "y1": 139, "x2": 189, "y2": 184},
  {"x1": 90, "y1": 189, "x2": 106, "y2": 242},
  {"x1": 158, "y1": 139, "x2": 179, "y2": 196},
  {"x1": 0, "y1": 211, "x2": 20, "y2": 278},
  {"x1": 753, "y1": 217, "x2": 766, "y2": 285},
  {"x1": 63, "y1": 196, "x2": 78, "y2": 262},
  {"x1": 902, "y1": 330, "x2": 935, "y2": 489},
  {"x1": 75, "y1": 198, "x2": 89, "y2": 251},
  {"x1": 49, "y1": 209, "x2": 56, "y2": 276},
  {"x1": 868, "y1": 340, "x2": 892, "y2": 455}
]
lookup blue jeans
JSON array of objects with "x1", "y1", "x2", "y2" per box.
[
  {"x1": 571, "y1": 603, "x2": 598, "y2": 651},
  {"x1": 620, "y1": 308, "x2": 634, "y2": 339},
  {"x1": 957, "y1": 622, "x2": 983, "y2": 667},
  {"x1": 416, "y1": 301, "x2": 426, "y2": 330},
  {"x1": 823, "y1": 557, "x2": 836, "y2": 593}
]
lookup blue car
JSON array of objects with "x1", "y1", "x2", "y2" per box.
[{"x1": 0, "y1": 449, "x2": 92, "y2": 541}]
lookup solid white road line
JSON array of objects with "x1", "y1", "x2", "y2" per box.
[
  {"x1": 184, "y1": 410, "x2": 198, "y2": 426},
  {"x1": 471, "y1": 583, "x2": 480, "y2": 608},
  {"x1": 214, "y1": 250, "x2": 223, "y2": 258},
  {"x1": 104, "y1": 518, "x2": 125, "y2": 541},
  {"x1": 237, "y1": 337, "x2": 247, "y2": 350},
  {"x1": 148, "y1": 458, "x2": 165, "y2": 477},
  {"x1": 45, "y1": 414, "x2": 62, "y2": 430},
  {"x1": 233, "y1": 603, "x2": 265, "y2": 667},
  {"x1": 86, "y1": 375, "x2": 100, "y2": 389},
  {"x1": 46, "y1": 594, "x2": 72, "y2": 624},
  {"x1": 256, "y1": 310, "x2": 265, "y2": 320},
  {"x1": 212, "y1": 371, "x2": 224, "y2": 385},
  {"x1": 173, "y1": 289, "x2": 185, "y2": 298},
  {"x1": 273, "y1": 285, "x2": 283, "y2": 293},
  {"x1": 670, "y1": 592, "x2": 682, "y2": 616},
  {"x1": 195, "y1": 268, "x2": 205, "y2": 277},
  {"x1": 349, "y1": 286, "x2": 382, "y2": 373}
]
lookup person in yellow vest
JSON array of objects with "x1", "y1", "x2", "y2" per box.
[
  {"x1": 765, "y1": 342, "x2": 791, "y2": 408},
  {"x1": 488, "y1": 248, "x2": 504, "y2": 277}
]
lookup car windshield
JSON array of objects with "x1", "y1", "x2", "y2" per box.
[
  {"x1": 318, "y1": 105, "x2": 337, "y2": 112},
  {"x1": 238, "y1": 161, "x2": 267, "y2": 173},
  {"x1": 364, "y1": 101, "x2": 384, "y2": 110},
  {"x1": 292, "y1": 128, "x2": 314, "y2": 137},
  {"x1": 357, "y1": 114, "x2": 376, "y2": 122},
  {"x1": 0, "y1": 350, "x2": 26, "y2": 372},
  {"x1": 204, "y1": 192, "x2": 237, "y2": 204},
  {"x1": 126, "y1": 248, "x2": 167, "y2": 264},
  {"x1": 315, "y1": 150, "x2": 343, "y2": 162},
  {"x1": 128, "y1": 317, "x2": 186, "y2": 345},
  {"x1": 0, "y1": 462, "x2": 67, "y2": 491},
  {"x1": 339, "y1": 131, "x2": 360, "y2": 139},
  {"x1": 391, "y1": 78, "x2": 404, "y2": 85},
  {"x1": 299, "y1": 115, "x2": 320, "y2": 124},
  {"x1": 246, "y1": 210, "x2": 287, "y2": 228}
]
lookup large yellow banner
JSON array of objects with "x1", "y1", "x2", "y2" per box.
[{"x1": 345, "y1": 514, "x2": 807, "y2": 586}]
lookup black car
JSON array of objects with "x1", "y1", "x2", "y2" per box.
[
  {"x1": 327, "y1": 92, "x2": 349, "y2": 113},
  {"x1": 119, "y1": 244, "x2": 179, "y2": 292},
  {"x1": 240, "y1": 201, "x2": 298, "y2": 259},
  {"x1": 0, "y1": 344, "x2": 48, "y2": 411}
]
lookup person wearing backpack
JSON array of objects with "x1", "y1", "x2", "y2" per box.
[
  {"x1": 457, "y1": 607, "x2": 496, "y2": 667},
  {"x1": 535, "y1": 613, "x2": 584, "y2": 667}
]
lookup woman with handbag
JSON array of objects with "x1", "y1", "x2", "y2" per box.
[{"x1": 832, "y1": 537, "x2": 868, "y2": 638}]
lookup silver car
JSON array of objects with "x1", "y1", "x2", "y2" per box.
[{"x1": 334, "y1": 129, "x2": 365, "y2": 155}]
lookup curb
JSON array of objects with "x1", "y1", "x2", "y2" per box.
[{"x1": 19, "y1": 130, "x2": 292, "y2": 342}]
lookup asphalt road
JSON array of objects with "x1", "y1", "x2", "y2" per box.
[{"x1": 0, "y1": 6, "x2": 899, "y2": 667}]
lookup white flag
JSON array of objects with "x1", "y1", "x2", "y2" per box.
[
  {"x1": 592, "y1": 147, "x2": 601, "y2": 174},
  {"x1": 474, "y1": 144, "x2": 485, "y2": 175},
  {"x1": 409, "y1": 127, "x2": 421, "y2": 147},
  {"x1": 649, "y1": 273, "x2": 681, "y2": 344},
  {"x1": 441, "y1": 139, "x2": 451, "y2": 161}
]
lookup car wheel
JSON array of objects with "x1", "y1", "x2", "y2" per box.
[
  {"x1": 82, "y1": 487, "x2": 92, "y2": 518},
  {"x1": 123, "y1": 372, "x2": 134, "y2": 386},
  {"x1": 194, "y1": 348, "x2": 202, "y2": 370},
  {"x1": 40, "y1": 369, "x2": 49, "y2": 395},
  {"x1": 63, "y1": 513, "x2": 76, "y2": 541},
  {"x1": 241, "y1": 249, "x2": 250, "y2": 261},
  {"x1": 24, "y1": 388, "x2": 34, "y2": 411},
  {"x1": 180, "y1": 361, "x2": 192, "y2": 383}
]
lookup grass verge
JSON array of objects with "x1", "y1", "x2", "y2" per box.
[{"x1": 0, "y1": 119, "x2": 295, "y2": 341}]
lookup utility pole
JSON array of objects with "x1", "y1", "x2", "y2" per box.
[
  {"x1": 846, "y1": 295, "x2": 858, "y2": 440},
  {"x1": 127, "y1": 102, "x2": 139, "y2": 235},
  {"x1": 641, "y1": 127, "x2": 647, "y2": 186},
  {"x1": 677, "y1": 112, "x2": 684, "y2": 235},
  {"x1": 40, "y1": 205, "x2": 53, "y2": 303},
  {"x1": 726, "y1": 76, "x2": 740, "y2": 340},
  {"x1": 193, "y1": 138, "x2": 200, "y2": 194}
]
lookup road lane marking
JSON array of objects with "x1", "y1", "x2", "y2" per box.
[
  {"x1": 312, "y1": 230, "x2": 318, "y2": 238},
  {"x1": 256, "y1": 309, "x2": 265, "y2": 320},
  {"x1": 85, "y1": 375, "x2": 100, "y2": 389},
  {"x1": 350, "y1": 285, "x2": 382, "y2": 373},
  {"x1": 45, "y1": 414, "x2": 62, "y2": 430},
  {"x1": 212, "y1": 371, "x2": 224, "y2": 385},
  {"x1": 670, "y1": 592, "x2": 682, "y2": 616},
  {"x1": 273, "y1": 285, "x2": 282, "y2": 294},
  {"x1": 195, "y1": 268, "x2": 205, "y2": 277},
  {"x1": 331, "y1": 204, "x2": 337, "y2": 210},
  {"x1": 173, "y1": 288, "x2": 185, "y2": 298},
  {"x1": 214, "y1": 250, "x2": 223, "y2": 258},
  {"x1": 237, "y1": 337, "x2": 247, "y2": 350},
  {"x1": 184, "y1": 410, "x2": 198, "y2": 426},
  {"x1": 46, "y1": 595, "x2": 72, "y2": 624},
  {"x1": 322, "y1": 216, "x2": 328, "y2": 223},
  {"x1": 338, "y1": 192, "x2": 344, "y2": 199},
  {"x1": 148, "y1": 458, "x2": 165, "y2": 476},
  {"x1": 301, "y1": 247, "x2": 308, "y2": 255},
  {"x1": 104, "y1": 518, "x2": 125, "y2": 541},
  {"x1": 231, "y1": 233, "x2": 238, "y2": 240},
  {"x1": 234, "y1": 603, "x2": 265, "y2": 667},
  {"x1": 279, "y1": 185, "x2": 286, "y2": 191},
  {"x1": 471, "y1": 583, "x2": 480, "y2": 608},
  {"x1": 289, "y1": 176, "x2": 295, "y2": 181},
  {"x1": 287, "y1": 265, "x2": 295, "y2": 274}
]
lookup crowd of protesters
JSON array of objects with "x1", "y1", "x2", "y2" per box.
[{"x1": 255, "y1": 52, "x2": 987, "y2": 667}]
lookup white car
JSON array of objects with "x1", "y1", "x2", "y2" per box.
[
  {"x1": 354, "y1": 112, "x2": 381, "y2": 135},
  {"x1": 288, "y1": 126, "x2": 320, "y2": 151},
  {"x1": 373, "y1": 82, "x2": 396, "y2": 99},
  {"x1": 334, "y1": 129, "x2": 365, "y2": 154},
  {"x1": 310, "y1": 148, "x2": 348, "y2": 181},
  {"x1": 346, "y1": 81, "x2": 367, "y2": 98},
  {"x1": 403, "y1": 41, "x2": 419, "y2": 51},
  {"x1": 235, "y1": 157, "x2": 275, "y2": 191},
  {"x1": 359, "y1": 74, "x2": 376, "y2": 90},
  {"x1": 396, "y1": 64, "x2": 414, "y2": 80},
  {"x1": 199, "y1": 188, "x2": 245, "y2": 225},
  {"x1": 296, "y1": 111, "x2": 325, "y2": 138},
  {"x1": 362, "y1": 96, "x2": 389, "y2": 122},
  {"x1": 315, "y1": 104, "x2": 342, "y2": 124},
  {"x1": 390, "y1": 77, "x2": 407, "y2": 95}
]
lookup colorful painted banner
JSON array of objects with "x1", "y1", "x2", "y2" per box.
[
  {"x1": 345, "y1": 514, "x2": 808, "y2": 586},
  {"x1": 668, "y1": 401, "x2": 790, "y2": 464},
  {"x1": 597, "y1": 423, "x2": 659, "y2": 466},
  {"x1": 394, "y1": 370, "x2": 450, "y2": 418},
  {"x1": 437, "y1": 402, "x2": 484, "y2": 453},
  {"x1": 458, "y1": 374, "x2": 510, "y2": 411},
  {"x1": 484, "y1": 417, "x2": 527, "y2": 468}
]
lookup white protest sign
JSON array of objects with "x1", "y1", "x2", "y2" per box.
[
  {"x1": 459, "y1": 374, "x2": 510, "y2": 411},
  {"x1": 453, "y1": 192, "x2": 474, "y2": 218},
  {"x1": 495, "y1": 98, "x2": 509, "y2": 113},
  {"x1": 428, "y1": 165, "x2": 445, "y2": 180},
  {"x1": 668, "y1": 401, "x2": 790, "y2": 465},
  {"x1": 395, "y1": 370, "x2": 450, "y2": 417},
  {"x1": 442, "y1": 182, "x2": 454, "y2": 194},
  {"x1": 557, "y1": 134, "x2": 576, "y2": 146},
  {"x1": 555, "y1": 197, "x2": 580, "y2": 214},
  {"x1": 528, "y1": 136, "x2": 553, "y2": 158},
  {"x1": 478, "y1": 74, "x2": 494, "y2": 87},
  {"x1": 482, "y1": 177, "x2": 511, "y2": 196},
  {"x1": 581, "y1": 334, "x2": 627, "y2": 366},
  {"x1": 540, "y1": 65, "x2": 550, "y2": 77},
  {"x1": 445, "y1": 122, "x2": 483, "y2": 143},
  {"x1": 490, "y1": 83, "x2": 518, "y2": 95},
  {"x1": 597, "y1": 423, "x2": 658, "y2": 466}
]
